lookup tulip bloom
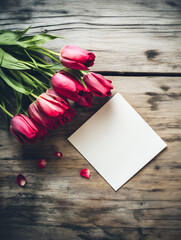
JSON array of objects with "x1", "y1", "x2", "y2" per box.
[
  {"x1": 52, "y1": 70, "x2": 93, "y2": 107},
  {"x1": 28, "y1": 89, "x2": 75, "y2": 129},
  {"x1": 60, "y1": 45, "x2": 95, "y2": 70},
  {"x1": 46, "y1": 88, "x2": 76, "y2": 124},
  {"x1": 83, "y1": 72, "x2": 113, "y2": 97},
  {"x1": 28, "y1": 101, "x2": 57, "y2": 129},
  {"x1": 37, "y1": 93, "x2": 69, "y2": 118},
  {"x1": 10, "y1": 114, "x2": 46, "y2": 144}
]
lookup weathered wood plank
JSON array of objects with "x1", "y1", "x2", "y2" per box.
[
  {"x1": 0, "y1": 76, "x2": 180, "y2": 239},
  {"x1": 0, "y1": 0, "x2": 181, "y2": 73}
]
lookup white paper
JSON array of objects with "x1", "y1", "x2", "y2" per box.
[{"x1": 68, "y1": 93, "x2": 167, "y2": 191}]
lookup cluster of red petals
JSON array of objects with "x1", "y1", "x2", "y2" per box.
[
  {"x1": 83, "y1": 72, "x2": 113, "y2": 97},
  {"x1": 11, "y1": 45, "x2": 113, "y2": 145},
  {"x1": 10, "y1": 89, "x2": 75, "y2": 144},
  {"x1": 55, "y1": 45, "x2": 113, "y2": 102},
  {"x1": 60, "y1": 45, "x2": 95, "y2": 70},
  {"x1": 28, "y1": 88, "x2": 75, "y2": 130},
  {"x1": 52, "y1": 70, "x2": 93, "y2": 108},
  {"x1": 10, "y1": 114, "x2": 47, "y2": 144}
]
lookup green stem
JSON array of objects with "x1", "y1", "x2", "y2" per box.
[
  {"x1": 40, "y1": 70, "x2": 53, "y2": 78},
  {"x1": 63, "y1": 68, "x2": 87, "y2": 89},
  {"x1": 37, "y1": 71, "x2": 52, "y2": 82},
  {"x1": 0, "y1": 104, "x2": 13, "y2": 118},
  {"x1": 30, "y1": 92, "x2": 38, "y2": 99},
  {"x1": 80, "y1": 70, "x2": 89, "y2": 75},
  {"x1": 28, "y1": 95, "x2": 35, "y2": 103},
  {"x1": 38, "y1": 47, "x2": 60, "y2": 56},
  {"x1": 31, "y1": 54, "x2": 55, "y2": 74},
  {"x1": 29, "y1": 48, "x2": 60, "y2": 63},
  {"x1": 24, "y1": 72, "x2": 48, "y2": 90},
  {"x1": 35, "y1": 68, "x2": 53, "y2": 78},
  {"x1": 20, "y1": 61, "x2": 53, "y2": 79}
]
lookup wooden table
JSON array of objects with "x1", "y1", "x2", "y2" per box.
[{"x1": 0, "y1": 1, "x2": 181, "y2": 239}]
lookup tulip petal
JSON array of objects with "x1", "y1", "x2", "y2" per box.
[
  {"x1": 61, "y1": 45, "x2": 94, "y2": 64},
  {"x1": 37, "y1": 159, "x2": 47, "y2": 169},
  {"x1": 83, "y1": 72, "x2": 113, "y2": 97},
  {"x1": 16, "y1": 174, "x2": 26, "y2": 186},
  {"x1": 46, "y1": 88, "x2": 69, "y2": 106},
  {"x1": 52, "y1": 71, "x2": 80, "y2": 101},
  {"x1": 76, "y1": 92, "x2": 93, "y2": 108},
  {"x1": 10, "y1": 114, "x2": 40, "y2": 144},
  {"x1": 80, "y1": 168, "x2": 90, "y2": 179},
  {"x1": 60, "y1": 45, "x2": 95, "y2": 70},
  {"x1": 60, "y1": 57, "x2": 89, "y2": 70},
  {"x1": 10, "y1": 125, "x2": 25, "y2": 144},
  {"x1": 28, "y1": 102, "x2": 55, "y2": 129},
  {"x1": 55, "y1": 151, "x2": 63, "y2": 158}
]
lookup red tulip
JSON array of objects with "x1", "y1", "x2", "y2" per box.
[
  {"x1": 37, "y1": 93, "x2": 69, "y2": 118},
  {"x1": 28, "y1": 89, "x2": 75, "y2": 129},
  {"x1": 10, "y1": 114, "x2": 46, "y2": 144},
  {"x1": 28, "y1": 102, "x2": 57, "y2": 129},
  {"x1": 52, "y1": 70, "x2": 93, "y2": 107},
  {"x1": 46, "y1": 88, "x2": 76, "y2": 124},
  {"x1": 83, "y1": 72, "x2": 113, "y2": 97},
  {"x1": 60, "y1": 45, "x2": 95, "y2": 70}
]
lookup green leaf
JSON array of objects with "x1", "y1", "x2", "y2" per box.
[
  {"x1": 16, "y1": 71, "x2": 38, "y2": 89},
  {"x1": 0, "y1": 80, "x2": 12, "y2": 105},
  {"x1": 0, "y1": 100, "x2": 13, "y2": 118},
  {"x1": 28, "y1": 47, "x2": 60, "y2": 63},
  {"x1": 64, "y1": 68, "x2": 87, "y2": 89},
  {"x1": 22, "y1": 108, "x2": 28, "y2": 116},
  {"x1": 0, "y1": 101, "x2": 12, "y2": 130},
  {"x1": 48, "y1": 63, "x2": 64, "y2": 70},
  {"x1": 19, "y1": 33, "x2": 64, "y2": 48},
  {"x1": 0, "y1": 68, "x2": 31, "y2": 95},
  {"x1": 24, "y1": 49, "x2": 38, "y2": 68},
  {"x1": 14, "y1": 90, "x2": 22, "y2": 114},
  {"x1": 78, "y1": 78, "x2": 87, "y2": 89},
  {"x1": 0, "y1": 26, "x2": 31, "y2": 45},
  {"x1": 0, "y1": 48, "x2": 30, "y2": 70},
  {"x1": 24, "y1": 72, "x2": 49, "y2": 90},
  {"x1": 2, "y1": 45, "x2": 28, "y2": 57}
]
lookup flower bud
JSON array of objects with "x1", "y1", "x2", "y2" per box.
[
  {"x1": 10, "y1": 114, "x2": 46, "y2": 144},
  {"x1": 83, "y1": 72, "x2": 113, "y2": 97},
  {"x1": 28, "y1": 89, "x2": 75, "y2": 129},
  {"x1": 60, "y1": 45, "x2": 95, "y2": 70},
  {"x1": 52, "y1": 70, "x2": 93, "y2": 107}
]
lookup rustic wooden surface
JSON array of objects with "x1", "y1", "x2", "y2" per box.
[
  {"x1": 0, "y1": 0, "x2": 181, "y2": 240},
  {"x1": 0, "y1": 0, "x2": 181, "y2": 73}
]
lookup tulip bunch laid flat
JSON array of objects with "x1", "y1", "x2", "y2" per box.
[{"x1": 0, "y1": 28, "x2": 113, "y2": 144}]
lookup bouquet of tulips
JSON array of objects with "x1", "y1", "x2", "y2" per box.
[{"x1": 0, "y1": 27, "x2": 113, "y2": 144}]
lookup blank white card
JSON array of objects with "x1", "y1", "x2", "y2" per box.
[{"x1": 68, "y1": 93, "x2": 167, "y2": 191}]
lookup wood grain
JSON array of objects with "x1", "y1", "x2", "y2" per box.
[
  {"x1": 0, "y1": 76, "x2": 181, "y2": 240},
  {"x1": 0, "y1": 0, "x2": 181, "y2": 73},
  {"x1": 0, "y1": 0, "x2": 181, "y2": 239}
]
